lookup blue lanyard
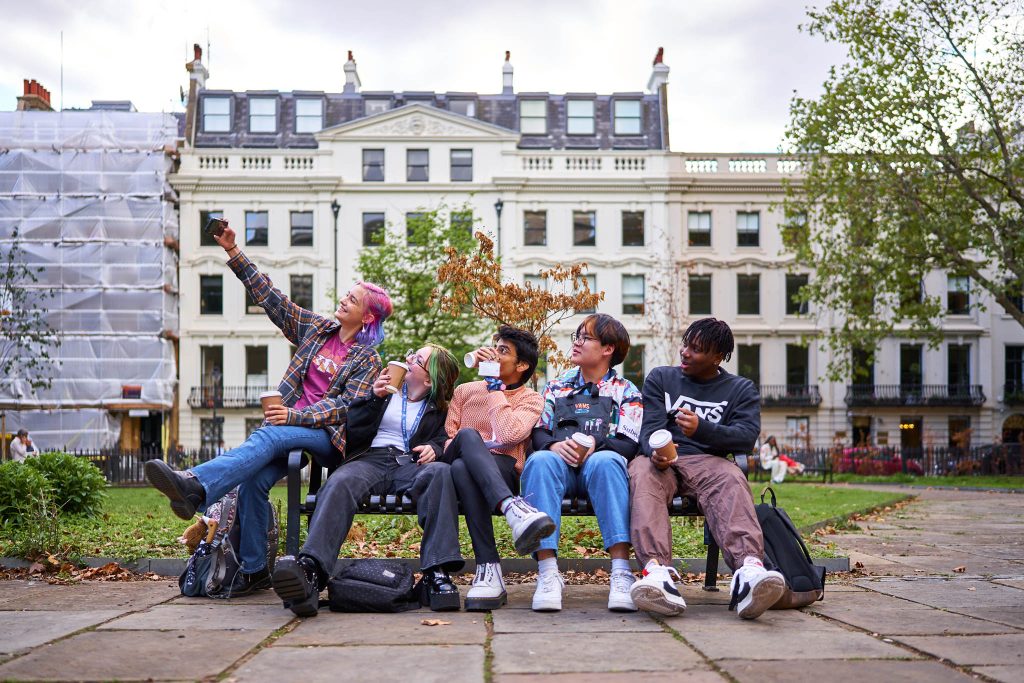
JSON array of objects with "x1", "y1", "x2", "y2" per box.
[{"x1": 400, "y1": 384, "x2": 429, "y2": 453}]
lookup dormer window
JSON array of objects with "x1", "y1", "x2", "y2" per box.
[
  {"x1": 614, "y1": 100, "x2": 642, "y2": 135},
  {"x1": 567, "y1": 99, "x2": 595, "y2": 135},
  {"x1": 295, "y1": 99, "x2": 323, "y2": 133},
  {"x1": 365, "y1": 99, "x2": 391, "y2": 116},
  {"x1": 249, "y1": 97, "x2": 277, "y2": 133},
  {"x1": 449, "y1": 99, "x2": 476, "y2": 117},
  {"x1": 202, "y1": 97, "x2": 231, "y2": 132},
  {"x1": 519, "y1": 100, "x2": 547, "y2": 134}
]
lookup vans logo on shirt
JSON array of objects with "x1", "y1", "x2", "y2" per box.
[{"x1": 665, "y1": 394, "x2": 729, "y2": 424}]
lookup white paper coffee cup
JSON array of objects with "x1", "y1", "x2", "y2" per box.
[
  {"x1": 259, "y1": 391, "x2": 283, "y2": 410},
  {"x1": 385, "y1": 361, "x2": 409, "y2": 394},
  {"x1": 649, "y1": 429, "x2": 678, "y2": 463},
  {"x1": 571, "y1": 432, "x2": 595, "y2": 458},
  {"x1": 463, "y1": 352, "x2": 477, "y2": 368}
]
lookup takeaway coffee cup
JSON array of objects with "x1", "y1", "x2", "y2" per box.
[
  {"x1": 649, "y1": 429, "x2": 678, "y2": 467},
  {"x1": 384, "y1": 361, "x2": 409, "y2": 394},
  {"x1": 570, "y1": 432, "x2": 595, "y2": 463},
  {"x1": 464, "y1": 350, "x2": 500, "y2": 377},
  {"x1": 259, "y1": 390, "x2": 283, "y2": 411}
]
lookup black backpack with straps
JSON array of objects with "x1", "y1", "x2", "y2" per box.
[
  {"x1": 753, "y1": 486, "x2": 825, "y2": 609},
  {"x1": 550, "y1": 381, "x2": 619, "y2": 442}
]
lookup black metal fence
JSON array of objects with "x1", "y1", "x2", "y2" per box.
[
  {"x1": 779, "y1": 444, "x2": 1023, "y2": 477},
  {"x1": 60, "y1": 449, "x2": 216, "y2": 486}
]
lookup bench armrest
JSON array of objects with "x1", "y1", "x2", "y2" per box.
[{"x1": 285, "y1": 448, "x2": 306, "y2": 556}]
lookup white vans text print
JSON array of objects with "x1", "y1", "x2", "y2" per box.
[{"x1": 665, "y1": 394, "x2": 729, "y2": 424}]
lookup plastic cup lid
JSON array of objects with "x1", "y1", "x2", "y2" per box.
[
  {"x1": 259, "y1": 390, "x2": 283, "y2": 399},
  {"x1": 387, "y1": 361, "x2": 409, "y2": 370},
  {"x1": 572, "y1": 432, "x2": 596, "y2": 447},
  {"x1": 649, "y1": 429, "x2": 673, "y2": 448}
]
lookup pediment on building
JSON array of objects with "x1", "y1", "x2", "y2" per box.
[{"x1": 316, "y1": 104, "x2": 518, "y2": 141}]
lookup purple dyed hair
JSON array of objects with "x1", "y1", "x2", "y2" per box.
[{"x1": 354, "y1": 281, "x2": 393, "y2": 346}]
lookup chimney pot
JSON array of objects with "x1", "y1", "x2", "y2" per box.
[
  {"x1": 647, "y1": 47, "x2": 669, "y2": 94},
  {"x1": 193, "y1": 44, "x2": 202, "y2": 62},
  {"x1": 343, "y1": 51, "x2": 361, "y2": 93},
  {"x1": 502, "y1": 51, "x2": 513, "y2": 95},
  {"x1": 17, "y1": 78, "x2": 54, "y2": 111}
]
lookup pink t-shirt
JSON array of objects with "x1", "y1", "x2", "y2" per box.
[{"x1": 293, "y1": 334, "x2": 353, "y2": 411}]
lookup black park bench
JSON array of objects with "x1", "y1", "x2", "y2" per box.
[{"x1": 285, "y1": 448, "x2": 749, "y2": 592}]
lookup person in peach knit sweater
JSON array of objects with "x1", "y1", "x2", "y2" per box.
[{"x1": 445, "y1": 326, "x2": 555, "y2": 611}]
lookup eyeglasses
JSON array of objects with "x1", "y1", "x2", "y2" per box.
[
  {"x1": 570, "y1": 332, "x2": 597, "y2": 345},
  {"x1": 405, "y1": 349, "x2": 426, "y2": 369}
]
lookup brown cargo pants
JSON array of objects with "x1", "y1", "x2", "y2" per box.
[{"x1": 628, "y1": 454, "x2": 762, "y2": 570}]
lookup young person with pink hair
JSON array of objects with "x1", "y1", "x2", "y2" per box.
[{"x1": 146, "y1": 221, "x2": 392, "y2": 596}]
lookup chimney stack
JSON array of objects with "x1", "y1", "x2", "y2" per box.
[
  {"x1": 343, "y1": 51, "x2": 361, "y2": 93},
  {"x1": 184, "y1": 43, "x2": 210, "y2": 145},
  {"x1": 17, "y1": 79, "x2": 53, "y2": 111},
  {"x1": 647, "y1": 47, "x2": 669, "y2": 93},
  {"x1": 502, "y1": 51, "x2": 513, "y2": 95}
]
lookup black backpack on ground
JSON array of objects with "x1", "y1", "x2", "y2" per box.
[
  {"x1": 754, "y1": 486, "x2": 825, "y2": 609},
  {"x1": 326, "y1": 559, "x2": 420, "y2": 613}
]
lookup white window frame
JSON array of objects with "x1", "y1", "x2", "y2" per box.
[
  {"x1": 295, "y1": 99, "x2": 323, "y2": 133},
  {"x1": 613, "y1": 100, "x2": 642, "y2": 135},
  {"x1": 567, "y1": 99, "x2": 595, "y2": 135},
  {"x1": 519, "y1": 100, "x2": 547, "y2": 134},
  {"x1": 202, "y1": 97, "x2": 231, "y2": 132}
]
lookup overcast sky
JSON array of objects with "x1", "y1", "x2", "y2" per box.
[{"x1": 1, "y1": 0, "x2": 846, "y2": 152}]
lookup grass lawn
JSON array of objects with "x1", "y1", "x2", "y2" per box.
[
  {"x1": 0, "y1": 483, "x2": 910, "y2": 563},
  {"x1": 831, "y1": 473, "x2": 1024, "y2": 489}
]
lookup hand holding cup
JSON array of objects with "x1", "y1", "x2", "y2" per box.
[{"x1": 649, "y1": 429, "x2": 678, "y2": 470}]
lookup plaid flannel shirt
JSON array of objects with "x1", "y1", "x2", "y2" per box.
[{"x1": 227, "y1": 251, "x2": 381, "y2": 456}]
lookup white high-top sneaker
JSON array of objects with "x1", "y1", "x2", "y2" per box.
[
  {"x1": 464, "y1": 562, "x2": 507, "y2": 611},
  {"x1": 532, "y1": 570, "x2": 565, "y2": 612},
  {"x1": 503, "y1": 497, "x2": 556, "y2": 555},
  {"x1": 629, "y1": 561, "x2": 686, "y2": 616},
  {"x1": 729, "y1": 559, "x2": 786, "y2": 620}
]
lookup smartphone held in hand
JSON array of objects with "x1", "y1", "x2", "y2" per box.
[{"x1": 204, "y1": 217, "x2": 228, "y2": 238}]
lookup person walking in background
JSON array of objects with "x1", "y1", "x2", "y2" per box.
[
  {"x1": 145, "y1": 219, "x2": 392, "y2": 596},
  {"x1": 521, "y1": 314, "x2": 643, "y2": 613},
  {"x1": 628, "y1": 318, "x2": 786, "y2": 620},
  {"x1": 10, "y1": 429, "x2": 36, "y2": 462}
]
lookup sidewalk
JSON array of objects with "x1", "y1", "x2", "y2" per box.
[{"x1": 0, "y1": 486, "x2": 1021, "y2": 682}]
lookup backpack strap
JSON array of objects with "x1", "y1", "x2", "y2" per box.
[{"x1": 759, "y1": 486, "x2": 777, "y2": 507}]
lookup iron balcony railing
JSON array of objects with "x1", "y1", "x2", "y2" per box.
[
  {"x1": 759, "y1": 384, "x2": 822, "y2": 407},
  {"x1": 845, "y1": 384, "x2": 985, "y2": 407},
  {"x1": 1004, "y1": 382, "x2": 1024, "y2": 405},
  {"x1": 187, "y1": 385, "x2": 269, "y2": 409}
]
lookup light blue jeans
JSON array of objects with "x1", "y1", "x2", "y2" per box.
[
  {"x1": 191, "y1": 425, "x2": 336, "y2": 573},
  {"x1": 520, "y1": 449, "x2": 631, "y2": 554}
]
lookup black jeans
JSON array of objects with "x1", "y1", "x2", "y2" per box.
[
  {"x1": 301, "y1": 448, "x2": 464, "y2": 574},
  {"x1": 447, "y1": 428, "x2": 519, "y2": 563}
]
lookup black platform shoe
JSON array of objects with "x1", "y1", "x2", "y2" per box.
[
  {"x1": 144, "y1": 459, "x2": 206, "y2": 520},
  {"x1": 417, "y1": 567, "x2": 461, "y2": 612},
  {"x1": 273, "y1": 555, "x2": 322, "y2": 617},
  {"x1": 216, "y1": 567, "x2": 272, "y2": 598}
]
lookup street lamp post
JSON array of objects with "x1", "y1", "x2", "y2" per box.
[
  {"x1": 493, "y1": 199, "x2": 504, "y2": 259},
  {"x1": 330, "y1": 200, "x2": 341, "y2": 299}
]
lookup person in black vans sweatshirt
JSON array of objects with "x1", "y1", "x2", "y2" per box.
[
  {"x1": 628, "y1": 318, "x2": 786, "y2": 620},
  {"x1": 272, "y1": 343, "x2": 463, "y2": 617}
]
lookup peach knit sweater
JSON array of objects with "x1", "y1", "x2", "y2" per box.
[{"x1": 444, "y1": 381, "x2": 544, "y2": 472}]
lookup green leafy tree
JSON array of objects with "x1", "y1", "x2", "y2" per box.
[
  {"x1": 782, "y1": 0, "x2": 1024, "y2": 380},
  {"x1": 356, "y1": 204, "x2": 489, "y2": 380},
  {"x1": 0, "y1": 228, "x2": 60, "y2": 392}
]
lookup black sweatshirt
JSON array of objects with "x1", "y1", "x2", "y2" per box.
[{"x1": 638, "y1": 366, "x2": 760, "y2": 458}]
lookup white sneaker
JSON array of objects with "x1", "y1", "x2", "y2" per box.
[
  {"x1": 532, "y1": 570, "x2": 565, "y2": 612},
  {"x1": 629, "y1": 562, "x2": 686, "y2": 616},
  {"x1": 608, "y1": 570, "x2": 637, "y2": 612},
  {"x1": 465, "y1": 562, "x2": 507, "y2": 611},
  {"x1": 503, "y1": 497, "x2": 556, "y2": 555},
  {"x1": 729, "y1": 563, "x2": 786, "y2": 619}
]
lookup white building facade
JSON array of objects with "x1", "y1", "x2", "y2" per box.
[{"x1": 171, "y1": 50, "x2": 1024, "y2": 452}]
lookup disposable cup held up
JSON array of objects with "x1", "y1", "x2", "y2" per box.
[
  {"x1": 259, "y1": 391, "x2": 283, "y2": 411},
  {"x1": 649, "y1": 429, "x2": 678, "y2": 465},
  {"x1": 385, "y1": 361, "x2": 409, "y2": 394}
]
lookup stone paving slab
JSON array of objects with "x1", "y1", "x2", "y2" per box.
[
  {"x1": 233, "y1": 644, "x2": 485, "y2": 683},
  {"x1": 877, "y1": 554, "x2": 1024, "y2": 575},
  {"x1": 937, "y1": 544, "x2": 1024, "y2": 561},
  {"x1": 276, "y1": 610, "x2": 487, "y2": 646},
  {"x1": 676, "y1": 620, "x2": 915, "y2": 660},
  {"x1": 897, "y1": 633, "x2": 1024, "y2": 666},
  {"x1": 719, "y1": 659, "x2": 976, "y2": 683},
  {"x1": 806, "y1": 604, "x2": 1017, "y2": 635},
  {"x1": 993, "y1": 579, "x2": 1024, "y2": 590},
  {"x1": 973, "y1": 665, "x2": 1024, "y2": 683},
  {"x1": 496, "y1": 671, "x2": 723, "y2": 682},
  {"x1": 0, "y1": 579, "x2": 177, "y2": 611},
  {"x1": 0, "y1": 629, "x2": 266, "y2": 681},
  {"x1": 491, "y1": 632, "x2": 704, "y2": 674},
  {"x1": 954, "y1": 607, "x2": 1024, "y2": 629},
  {"x1": 664, "y1": 603, "x2": 839, "y2": 631},
  {"x1": 856, "y1": 578, "x2": 1024, "y2": 609},
  {"x1": 491, "y1": 607, "x2": 662, "y2": 633},
  {"x1": 171, "y1": 589, "x2": 283, "y2": 605},
  {"x1": 0, "y1": 610, "x2": 123, "y2": 654},
  {"x1": 97, "y1": 603, "x2": 293, "y2": 631}
]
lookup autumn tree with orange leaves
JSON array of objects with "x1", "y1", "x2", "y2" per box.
[{"x1": 434, "y1": 232, "x2": 603, "y2": 374}]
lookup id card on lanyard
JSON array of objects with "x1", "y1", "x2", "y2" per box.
[{"x1": 400, "y1": 384, "x2": 429, "y2": 453}]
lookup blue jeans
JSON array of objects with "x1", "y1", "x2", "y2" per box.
[
  {"x1": 191, "y1": 425, "x2": 335, "y2": 573},
  {"x1": 520, "y1": 449, "x2": 630, "y2": 554}
]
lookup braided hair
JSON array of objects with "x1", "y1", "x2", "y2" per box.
[{"x1": 681, "y1": 317, "x2": 734, "y2": 362}]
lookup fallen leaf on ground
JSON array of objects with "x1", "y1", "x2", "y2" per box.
[
  {"x1": 952, "y1": 566, "x2": 967, "y2": 573},
  {"x1": 421, "y1": 619, "x2": 451, "y2": 626},
  {"x1": 854, "y1": 561, "x2": 865, "y2": 569},
  {"x1": 967, "y1": 587, "x2": 976, "y2": 591}
]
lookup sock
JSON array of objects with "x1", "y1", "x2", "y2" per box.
[
  {"x1": 743, "y1": 556, "x2": 765, "y2": 568},
  {"x1": 537, "y1": 557, "x2": 558, "y2": 575},
  {"x1": 499, "y1": 497, "x2": 515, "y2": 515},
  {"x1": 611, "y1": 559, "x2": 631, "y2": 574}
]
